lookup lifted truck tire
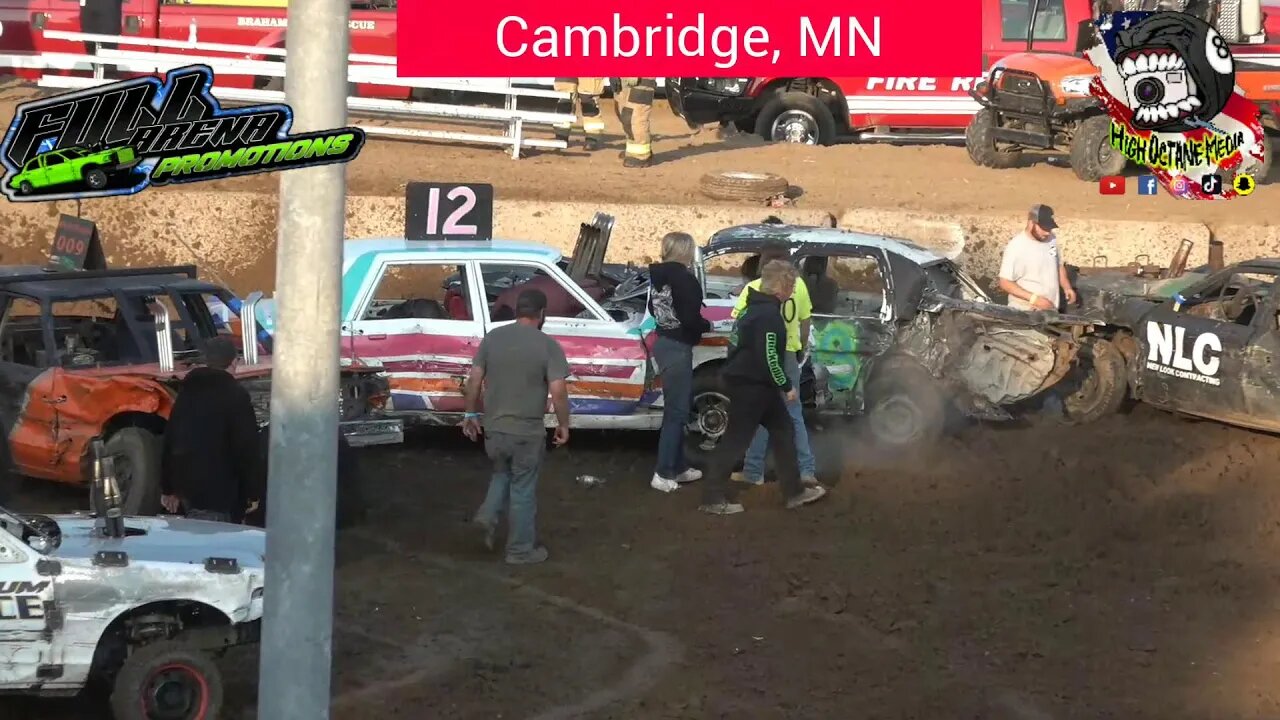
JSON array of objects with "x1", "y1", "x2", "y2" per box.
[
  {"x1": 754, "y1": 91, "x2": 837, "y2": 146},
  {"x1": 110, "y1": 640, "x2": 224, "y2": 720},
  {"x1": 965, "y1": 108, "x2": 1022, "y2": 169},
  {"x1": 105, "y1": 427, "x2": 163, "y2": 517},
  {"x1": 1060, "y1": 337, "x2": 1127, "y2": 424},
  {"x1": 698, "y1": 171, "x2": 790, "y2": 202},
  {"x1": 864, "y1": 357, "x2": 947, "y2": 450},
  {"x1": 1069, "y1": 114, "x2": 1128, "y2": 182}
]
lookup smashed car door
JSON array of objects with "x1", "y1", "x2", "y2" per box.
[
  {"x1": 1241, "y1": 275, "x2": 1280, "y2": 430},
  {"x1": 477, "y1": 258, "x2": 649, "y2": 420},
  {"x1": 0, "y1": 531, "x2": 58, "y2": 687},
  {"x1": 344, "y1": 256, "x2": 486, "y2": 420},
  {"x1": 796, "y1": 249, "x2": 895, "y2": 413}
]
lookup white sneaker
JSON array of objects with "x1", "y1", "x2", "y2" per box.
[
  {"x1": 675, "y1": 468, "x2": 703, "y2": 484},
  {"x1": 650, "y1": 474, "x2": 679, "y2": 492}
]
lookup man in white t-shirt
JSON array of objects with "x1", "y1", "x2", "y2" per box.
[{"x1": 998, "y1": 204, "x2": 1077, "y2": 311}]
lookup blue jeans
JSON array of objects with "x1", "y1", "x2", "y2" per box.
[
  {"x1": 653, "y1": 336, "x2": 693, "y2": 478},
  {"x1": 742, "y1": 352, "x2": 816, "y2": 480},
  {"x1": 475, "y1": 431, "x2": 545, "y2": 558}
]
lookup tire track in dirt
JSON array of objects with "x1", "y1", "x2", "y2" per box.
[{"x1": 335, "y1": 531, "x2": 684, "y2": 719}]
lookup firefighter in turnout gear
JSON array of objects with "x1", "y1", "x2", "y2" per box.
[
  {"x1": 614, "y1": 77, "x2": 655, "y2": 168},
  {"x1": 553, "y1": 78, "x2": 606, "y2": 149}
]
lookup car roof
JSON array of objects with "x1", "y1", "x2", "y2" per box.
[
  {"x1": 705, "y1": 224, "x2": 950, "y2": 266},
  {"x1": 0, "y1": 267, "x2": 223, "y2": 301},
  {"x1": 342, "y1": 237, "x2": 563, "y2": 270}
]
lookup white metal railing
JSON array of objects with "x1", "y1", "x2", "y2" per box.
[{"x1": 0, "y1": 30, "x2": 579, "y2": 158}]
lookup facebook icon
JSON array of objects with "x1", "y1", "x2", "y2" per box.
[{"x1": 1137, "y1": 175, "x2": 1160, "y2": 196}]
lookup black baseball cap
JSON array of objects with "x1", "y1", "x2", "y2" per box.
[{"x1": 1029, "y1": 204, "x2": 1058, "y2": 230}]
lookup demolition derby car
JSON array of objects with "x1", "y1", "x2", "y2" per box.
[
  {"x1": 0, "y1": 264, "x2": 402, "y2": 514},
  {"x1": 319, "y1": 216, "x2": 1114, "y2": 453},
  {"x1": 0, "y1": 500, "x2": 264, "y2": 718},
  {"x1": 1073, "y1": 250, "x2": 1280, "y2": 432}
]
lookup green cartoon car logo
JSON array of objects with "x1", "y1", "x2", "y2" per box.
[{"x1": 8, "y1": 146, "x2": 139, "y2": 196}]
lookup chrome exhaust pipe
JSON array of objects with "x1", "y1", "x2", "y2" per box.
[
  {"x1": 147, "y1": 300, "x2": 174, "y2": 372},
  {"x1": 241, "y1": 291, "x2": 263, "y2": 366}
]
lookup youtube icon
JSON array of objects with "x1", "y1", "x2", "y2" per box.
[{"x1": 1099, "y1": 176, "x2": 1126, "y2": 195}]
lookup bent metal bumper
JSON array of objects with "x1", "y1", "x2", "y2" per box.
[{"x1": 341, "y1": 418, "x2": 404, "y2": 447}]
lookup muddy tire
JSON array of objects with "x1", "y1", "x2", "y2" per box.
[
  {"x1": 863, "y1": 357, "x2": 947, "y2": 449},
  {"x1": 110, "y1": 641, "x2": 223, "y2": 720},
  {"x1": 104, "y1": 427, "x2": 162, "y2": 516},
  {"x1": 698, "y1": 171, "x2": 790, "y2": 202},
  {"x1": 966, "y1": 107, "x2": 1022, "y2": 169},
  {"x1": 1069, "y1": 114, "x2": 1128, "y2": 181},
  {"x1": 84, "y1": 167, "x2": 108, "y2": 190},
  {"x1": 685, "y1": 367, "x2": 731, "y2": 467},
  {"x1": 1060, "y1": 337, "x2": 1127, "y2": 424},
  {"x1": 754, "y1": 91, "x2": 837, "y2": 145}
]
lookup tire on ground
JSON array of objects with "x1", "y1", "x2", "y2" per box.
[
  {"x1": 1060, "y1": 336, "x2": 1128, "y2": 424},
  {"x1": 754, "y1": 91, "x2": 837, "y2": 146},
  {"x1": 698, "y1": 171, "x2": 790, "y2": 202},
  {"x1": 965, "y1": 107, "x2": 1022, "y2": 169},
  {"x1": 863, "y1": 356, "x2": 948, "y2": 450},
  {"x1": 110, "y1": 640, "x2": 224, "y2": 720},
  {"x1": 105, "y1": 427, "x2": 163, "y2": 516},
  {"x1": 1069, "y1": 114, "x2": 1128, "y2": 181}
]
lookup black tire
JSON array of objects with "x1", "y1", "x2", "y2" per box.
[
  {"x1": 85, "y1": 167, "x2": 109, "y2": 190},
  {"x1": 1069, "y1": 114, "x2": 1128, "y2": 181},
  {"x1": 754, "y1": 91, "x2": 837, "y2": 146},
  {"x1": 684, "y1": 367, "x2": 731, "y2": 468},
  {"x1": 1060, "y1": 337, "x2": 1127, "y2": 424},
  {"x1": 698, "y1": 171, "x2": 790, "y2": 202},
  {"x1": 110, "y1": 641, "x2": 223, "y2": 720},
  {"x1": 863, "y1": 357, "x2": 947, "y2": 449},
  {"x1": 0, "y1": 432, "x2": 16, "y2": 505},
  {"x1": 104, "y1": 427, "x2": 162, "y2": 516},
  {"x1": 17, "y1": 181, "x2": 32, "y2": 195},
  {"x1": 965, "y1": 107, "x2": 1022, "y2": 169}
]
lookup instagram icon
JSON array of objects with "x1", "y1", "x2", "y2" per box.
[{"x1": 1171, "y1": 176, "x2": 1190, "y2": 195}]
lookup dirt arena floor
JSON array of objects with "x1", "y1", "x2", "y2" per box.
[
  {"x1": 8, "y1": 404, "x2": 1280, "y2": 720},
  {"x1": 3, "y1": 79, "x2": 1280, "y2": 718}
]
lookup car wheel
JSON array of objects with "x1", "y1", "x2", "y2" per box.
[
  {"x1": 0, "y1": 431, "x2": 17, "y2": 505},
  {"x1": 17, "y1": 181, "x2": 33, "y2": 195},
  {"x1": 754, "y1": 91, "x2": 837, "y2": 146},
  {"x1": 685, "y1": 367, "x2": 730, "y2": 467},
  {"x1": 1070, "y1": 114, "x2": 1128, "y2": 181},
  {"x1": 110, "y1": 640, "x2": 223, "y2": 720},
  {"x1": 85, "y1": 167, "x2": 109, "y2": 190},
  {"x1": 965, "y1": 107, "x2": 1022, "y2": 169},
  {"x1": 1060, "y1": 337, "x2": 1128, "y2": 424},
  {"x1": 103, "y1": 427, "x2": 163, "y2": 516},
  {"x1": 863, "y1": 357, "x2": 947, "y2": 450}
]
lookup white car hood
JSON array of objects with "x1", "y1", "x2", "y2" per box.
[{"x1": 49, "y1": 515, "x2": 266, "y2": 569}]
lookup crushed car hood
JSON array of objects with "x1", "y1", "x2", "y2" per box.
[{"x1": 49, "y1": 515, "x2": 266, "y2": 569}]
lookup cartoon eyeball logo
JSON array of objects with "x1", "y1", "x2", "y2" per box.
[{"x1": 1111, "y1": 12, "x2": 1235, "y2": 132}]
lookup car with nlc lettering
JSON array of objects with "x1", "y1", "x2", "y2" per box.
[
  {"x1": 7, "y1": 146, "x2": 139, "y2": 196},
  {"x1": 0, "y1": 264, "x2": 402, "y2": 514},
  {"x1": 322, "y1": 220, "x2": 1113, "y2": 457},
  {"x1": 1073, "y1": 257, "x2": 1280, "y2": 432}
]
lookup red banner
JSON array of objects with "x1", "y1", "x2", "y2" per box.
[{"x1": 397, "y1": 2, "x2": 984, "y2": 78}]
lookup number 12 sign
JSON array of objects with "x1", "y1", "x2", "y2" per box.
[{"x1": 405, "y1": 182, "x2": 494, "y2": 242}]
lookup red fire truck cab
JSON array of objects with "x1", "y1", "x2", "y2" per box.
[{"x1": 666, "y1": 0, "x2": 1280, "y2": 156}]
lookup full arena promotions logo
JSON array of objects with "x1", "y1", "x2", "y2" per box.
[{"x1": 1084, "y1": 10, "x2": 1268, "y2": 199}]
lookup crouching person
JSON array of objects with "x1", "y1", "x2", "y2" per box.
[{"x1": 699, "y1": 260, "x2": 828, "y2": 515}]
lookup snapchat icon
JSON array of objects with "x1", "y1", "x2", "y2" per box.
[{"x1": 1233, "y1": 174, "x2": 1256, "y2": 196}]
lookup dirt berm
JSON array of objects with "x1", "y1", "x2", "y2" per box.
[{"x1": 0, "y1": 192, "x2": 1274, "y2": 293}]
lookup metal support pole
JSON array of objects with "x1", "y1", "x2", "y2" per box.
[{"x1": 257, "y1": 0, "x2": 350, "y2": 715}]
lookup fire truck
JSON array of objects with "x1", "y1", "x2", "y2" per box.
[
  {"x1": 666, "y1": 0, "x2": 1280, "y2": 176},
  {"x1": 0, "y1": 0, "x2": 403, "y2": 97}
]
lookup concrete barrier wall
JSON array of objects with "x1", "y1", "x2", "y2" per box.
[{"x1": 0, "y1": 191, "x2": 1276, "y2": 295}]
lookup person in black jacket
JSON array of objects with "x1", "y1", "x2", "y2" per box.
[
  {"x1": 648, "y1": 232, "x2": 711, "y2": 492},
  {"x1": 700, "y1": 260, "x2": 828, "y2": 515},
  {"x1": 160, "y1": 337, "x2": 260, "y2": 522}
]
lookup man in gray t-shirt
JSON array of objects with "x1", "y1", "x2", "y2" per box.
[
  {"x1": 462, "y1": 289, "x2": 570, "y2": 565},
  {"x1": 998, "y1": 204, "x2": 1077, "y2": 312}
]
